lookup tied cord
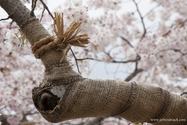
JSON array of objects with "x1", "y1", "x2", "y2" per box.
[{"x1": 32, "y1": 12, "x2": 90, "y2": 62}]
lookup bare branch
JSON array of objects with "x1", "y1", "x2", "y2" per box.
[
  {"x1": 125, "y1": 55, "x2": 143, "y2": 81},
  {"x1": 0, "y1": 15, "x2": 11, "y2": 21},
  {"x1": 40, "y1": 6, "x2": 45, "y2": 21},
  {"x1": 125, "y1": 68, "x2": 143, "y2": 81},
  {"x1": 163, "y1": 19, "x2": 187, "y2": 37},
  {"x1": 39, "y1": 0, "x2": 54, "y2": 21},
  {"x1": 181, "y1": 92, "x2": 187, "y2": 96},
  {"x1": 120, "y1": 36, "x2": 134, "y2": 48},
  {"x1": 30, "y1": 0, "x2": 38, "y2": 16},
  {"x1": 76, "y1": 58, "x2": 94, "y2": 61},
  {"x1": 143, "y1": 4, "x2": 160, "y2": 18},
  {"x1": 113, "y1": 54, "x2": 140, "y2": 63},
  {"x1": 132, "y1": 0, "x2": 146, "y2": 42},
  {"x1": 155, "y1": 48, "x2": 182, "y2": 55},
  {"x1": 111, "y1": 57, "x2": 140, "y2": 63},
  {"x1": 70, "y1": 47, "x2": 81, "y2": 74},
  {"x1": 79, "y1": 56, "x2": 140, "y2": 64}
]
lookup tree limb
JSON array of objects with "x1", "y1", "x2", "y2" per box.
[{"x1": 132, "y1": 0, "x2": 146, "y2": 42}]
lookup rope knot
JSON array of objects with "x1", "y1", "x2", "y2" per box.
[{"x1": 32, "y1": 12, "x2": 90, "y2": 62}]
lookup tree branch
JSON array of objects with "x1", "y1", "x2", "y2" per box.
[
  {"x1": 70, "y1": 47, "x2": 81, "y2": 74},
  {"x1": 76, "y1": 54, "x2": 141, "y2": 64},
  {"x1": 120, "y1": 36, "x2": 134, "y2": 48},
  {"x1": 125, "y1": 55, "x2": 143, "y2": 81},
  {"x1": 125, "y1": 68, "x2": 143, "y2": 81},
  {"x1": 132, "y1": 0, "x2": 146, "y2": 42},
  {"x1": 39, "y1": 0, "x2": 54, "y2": 21},
  {"x1": 30, "y1": 0, "x2": 38, "y2": 16},
  {"x1": 40, "y1": 5, "x2": 45, "y2": 21},
  {"x1": 0, "y1": 15, "x2": 11, "y2": 21}
]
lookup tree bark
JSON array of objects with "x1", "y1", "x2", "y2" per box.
[{"x1": 1, "y1": 1, "x2": 187, "y2": 125}]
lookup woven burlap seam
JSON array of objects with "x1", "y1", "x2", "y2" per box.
[
  {"x1": 45, "y1": 62, "x2": 70, "y2": 72},
  {"x1": 20, "y1": 17, "x2": 39, "y2": 29},
  {"x1": 43, "y1": 76, "x2": 85, "y2": 87},
  {"x1": 148, "y1": 90, "x2": 170, "y2": 123},
  {"x1": 112, "y1": 81, "x2": 137, "y2": 116},
  {"x1": 31, "y1": 12, "x2": 90, "y2": 62},
  {"x1": 58, "y1": 78, "x2": 81, "y2": 110}
]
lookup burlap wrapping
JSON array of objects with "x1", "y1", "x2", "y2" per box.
[
  {"x1": 32, "y1": 63, "x2": 187, "y2": 125},
  {"x1": 16, "y1": 10, "x2": 187, "y2": 125},
  {"x1": 3, "y1": 0, "x2": 186, "y2": 124}
]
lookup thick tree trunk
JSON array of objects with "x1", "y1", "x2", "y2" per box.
[{"x1": 1, "y1": 0, "x2": 187, "y2": 125}]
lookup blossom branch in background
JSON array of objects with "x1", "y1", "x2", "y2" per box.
[
  {"x1": 70, "y1": 47, "x2": 81, "y2": 73},
  {"x1": 132, "y1": 0, "x2": 146, "y2": 42},
  {"x1": 39, "y1": 0, "x2": 54, "y2": 21},
  {"x1": 40, "y1": 5, "x2": 46, "y2": 21},
  {"x1": 120, "y1": 36, "x2": 134, "y2": 48}
]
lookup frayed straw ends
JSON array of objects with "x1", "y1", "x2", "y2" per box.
[{"x1": 31, "y1": 12, "x2": 90, "y2": 62}]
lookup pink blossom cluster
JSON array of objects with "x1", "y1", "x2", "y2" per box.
[
  {"x1": 0, "y1": 24, "x2": 44, "y2": 124},
  {"x1": 58, "y1": 0, "x2": 93, "y2": 34},
  {"x1": 136, "y1": 24, "x2": 187, "y2": 79},
  {"x1": 87, "y1": 0, "x2": 122, "y2": 10},
  {"x1": 7, "y1": 114, "x2": 23, "y2": 125}
]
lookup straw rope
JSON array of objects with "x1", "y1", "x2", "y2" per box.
[{"x1": 31, "y1": 12, "x2": 90, "y2": 62}]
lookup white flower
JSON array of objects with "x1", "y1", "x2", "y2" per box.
[{"x1": 72, "y1": 0, "x2": 83, "y2": 7}]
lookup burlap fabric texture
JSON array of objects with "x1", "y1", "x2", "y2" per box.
[
  {"x1": 32, "y1": 62, "x2": 187, "y2": 125},
  {"x1": 27, "y1": 12, "x2": 187, "y2": 125}
]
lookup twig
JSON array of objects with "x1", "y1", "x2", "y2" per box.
[
  {"x1": 0, "y1": 15, "x2": 11, "y2": 21},
  {"x1": 40, "y1": 7, "x2": 45, "y2": 21},
  {"x1": 24, "y1": 111, "x2": 39, "y2": 116},
  {"x1": 39, "y1": 0, "x2": 54, "y2": 21},
  {"x1": 143, "y1": 4, "x2": 160, "y2": 18},
  {"x1": 111, "y1": 57, "x2": 140, "y2": 63},
  {"x1": 125, "y1": 68, "x2": 143, "y2": 81},
  {"x1": 155, "y1": 48, "x2": 182, "y2": 55},
  {"x1": 105, "y1": 44, "x2": 126, "y2": 58},
  {"x1": 83, "y1": 54, "x2": 141, "y2": 64},
  {"x1": 181, "y1": 92, "x2": 187, "y2": 96},
  {"x1": 104, "y1": 51, "x2": 113, "y2": 59},
  {"x1": 30, "y1": 0, "x2": 38, "y2": 16},
  {"x1": 162, "y1": 19, "x2": 187, "y2": 37},
  {"x1": 70, "y1": 47, "x2": 81, "y2": 74},
  {"x1": 76, "y1": 58, "x2": 94, "y2": 61},
  {"x1": 121, "y1": 36, "x2": 134, "y2": 48},
  {"x1": 113, "y1": 55, "x2": 140, "y2": 64},
  {"x1": 104, "y1": 63, "x2": 109, "y2": 74},
  {"x1": 114, "y1": 63, "x2": 121, "y2": 79},
  {"x1": 125, "y1": 54, "x2": 143, "y2": 81},
  {"x1": 90, "y1": 56, "x2": 140, "y2": 64},
  {"x1": 132, "y1": 0, "x2": 146, "y2": 42}
]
